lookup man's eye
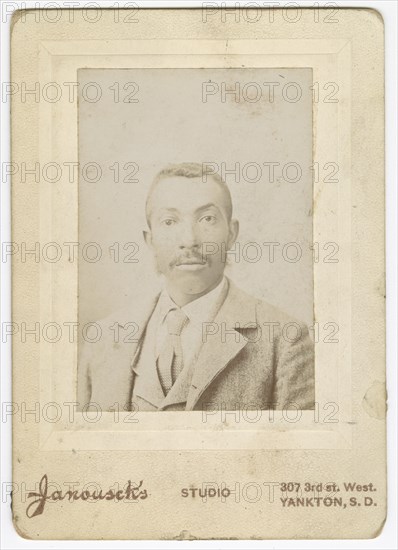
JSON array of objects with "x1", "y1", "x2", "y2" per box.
[
  {"x1": 200, "y1": 215, "x2": 216, "y2": 224},
  {"x1": 161, "y1": 219, "x2": 175, "y2": 226}
]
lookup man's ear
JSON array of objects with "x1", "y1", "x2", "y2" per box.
[
  {"x1": 143, "y1": 230, "x2": 152, "y2": 248},
  {"x1": 227, "y1": 219, "x2": 239, "y2": 249}
]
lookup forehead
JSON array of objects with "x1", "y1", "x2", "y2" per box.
[{"x1": 149, "y1": 176, "x2": 228, "y2": 213}]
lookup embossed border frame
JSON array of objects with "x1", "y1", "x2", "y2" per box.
[{"x1": 33, "y1": 36, "x2": 352, "y2": 451}]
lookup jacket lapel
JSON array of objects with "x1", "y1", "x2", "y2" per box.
[
  {"x1": 127, "y1": 297, "x2": 158, "y2": 369},
  {"x1": 159, "y1": 359, "x2": 196, "y2": 409},
  {"x1": 109, "y1": 290, "x2": 158, "y2": 410},
  {"x1": 132, "y1": 351, "x2": 167, "y2": 409},
  {"x1": 128, "y1": 291, "x2": 166, "y2": 408},
  {"x1": 133, "y1": 336, "x2": 195, "y2": 410},
  {"x1": 185, "y1": 279, "x2": 258, "y2": 410}
]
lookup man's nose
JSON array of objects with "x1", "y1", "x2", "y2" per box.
[{"x1": 178, "y1": 221, "x2": 200, "y2": 249}]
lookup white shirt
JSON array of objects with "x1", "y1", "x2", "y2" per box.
[{"x1": 147, "y1": 277, "x2": 227, "y2": 368}]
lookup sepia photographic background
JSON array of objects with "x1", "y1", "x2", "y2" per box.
[{"x1": 78, "y1": 68, "x2": 314, "y2": 328}]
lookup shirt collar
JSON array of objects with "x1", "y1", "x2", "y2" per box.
[{"x1": 158, "y1": 277, "x2": 227, "y2": 326}]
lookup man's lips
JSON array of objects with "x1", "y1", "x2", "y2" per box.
[
  {"x1": 172, "y1": 257, "x2": 208, "y2": 270},
  {"x1": 175, "y1": 263, "x2": 207, "y2": 271},
  {"x1": 175, "y1": 259, "x2": 206, "y2": 266}
]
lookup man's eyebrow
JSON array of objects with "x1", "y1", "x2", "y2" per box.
[
  {"x1": 156, "y1": 207, "x2": 179, "y2": 214},
  {"x1": 194, "y1": 203, "x2": 220, "y2": 214}
]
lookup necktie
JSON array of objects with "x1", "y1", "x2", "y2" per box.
[{"x1": 157, "y1": 307, "x2": 188, "y2": 395}]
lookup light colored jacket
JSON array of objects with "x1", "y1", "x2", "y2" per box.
[{"x1": 77, "y1": 279, "x2": 315, "y2": 412}]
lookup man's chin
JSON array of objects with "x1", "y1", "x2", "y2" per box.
[{"x1": 164, "y1": 268, "x2": 221, "y2": 296}]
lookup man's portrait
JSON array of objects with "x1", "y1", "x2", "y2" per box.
[{"x1": 77, "y1": 68, "x2": 315, "y2": 412}]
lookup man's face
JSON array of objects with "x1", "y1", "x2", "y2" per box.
[{"x1": 145, "y1": 176, "x2": 238, "y2": 297}]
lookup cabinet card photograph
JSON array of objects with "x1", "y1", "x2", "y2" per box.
[{"x1": 9, "y1": 7, "x2": 388, "y2": 542}]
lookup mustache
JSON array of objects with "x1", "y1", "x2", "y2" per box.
[{"x1": 169, "y1": 251, "x2": 209, "y2": 268}]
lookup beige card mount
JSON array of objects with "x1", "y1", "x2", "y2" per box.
[{"x1": 10, "y1": 8, "x2": 385, "y2": 540}]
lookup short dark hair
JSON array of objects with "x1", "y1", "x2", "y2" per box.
[{"x1": 145, "y1": 162, "x2": 233, "y2": 227}]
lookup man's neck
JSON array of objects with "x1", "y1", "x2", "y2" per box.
[{"x1": 165, "y1": 276, "x2": 224, "y2": 307}]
